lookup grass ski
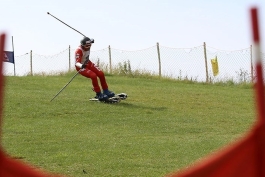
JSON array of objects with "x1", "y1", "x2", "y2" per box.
[{"x1": 89, "y1": 93, "x2": 127, "y2": 103}]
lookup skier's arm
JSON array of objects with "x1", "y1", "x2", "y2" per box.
[
  {"x1": 75, "y1": 50, "x2": 83, "y2": 69},
  {"x1": 75, "y1": 50, "x2": 90, "y2": 69}
]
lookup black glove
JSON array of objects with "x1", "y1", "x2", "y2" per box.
[
  {"x1": 81, "y1": 58, "x2": 90, "y2": 69},
  {"x1": 81, "y1": 63, "x2": 87, "y2": 69}
]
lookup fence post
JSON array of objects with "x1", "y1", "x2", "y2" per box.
[
  {"x1": 12, "y1": 36, "x2": 16, "y2": 76},
  {"x1": 68, "y1": 45, "x2": 71, "y2": 72},
  {"x1": 203, "y1": 42, "x2": 209, "y2": 83},
  {"x1": 108, "y1": 45, "x2": 112, "y2": 74},
  {"x1": 156, "y1": 42, "x2": 161, "y2": 77},
  {"x1": 30, "y1": 50, "x2": 33, "y2": 76},
  {"x1": 250, "y1": 45, "x2": 254, "y2": 82}
]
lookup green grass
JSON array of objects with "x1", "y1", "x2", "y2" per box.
[{"x1": 2, "y1": 73, "x2": 256, "y2": 177}]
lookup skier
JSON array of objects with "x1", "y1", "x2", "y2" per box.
[{"x1": 75, "y1": 36, "x2": 115, "y2": 101}]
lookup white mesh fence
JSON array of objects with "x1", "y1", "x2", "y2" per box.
[{"x1": 4, "y1": 43, "x2": 265, "y2": 83}]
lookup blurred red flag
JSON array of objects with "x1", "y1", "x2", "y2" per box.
[
  {"x1": 167, "y1": 7, "x2": 265, "y2": 177},
  {"x1": 0, "y1": 34, "x2": 62, "y2": 177},
  {"x1": 167, "y1": 124, "x2": 265, "y2": 177}
]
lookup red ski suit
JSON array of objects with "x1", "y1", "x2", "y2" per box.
[{"x1": 75, "y1": 46, "x2": 108, "y2": 93}]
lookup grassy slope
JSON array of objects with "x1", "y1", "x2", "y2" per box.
[{"x1": 2, "y1": 73, "x2": 255, "y2": 177}]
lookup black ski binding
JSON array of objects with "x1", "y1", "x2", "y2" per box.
[{"x1": 89, "y1": 93, "x2": 127, "y2": 103}]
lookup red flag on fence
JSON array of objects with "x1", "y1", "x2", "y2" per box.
[{"x1": 166, "y1": 7, "x2": 265, "y2": 177}]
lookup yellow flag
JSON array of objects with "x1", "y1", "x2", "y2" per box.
[{"x1": 211, "y1": 56, "x2": 219, "y2": 76}]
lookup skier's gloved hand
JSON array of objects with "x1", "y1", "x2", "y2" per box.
[{"x1": 81, "y1": 63, "x2": 87, "y2": 69}]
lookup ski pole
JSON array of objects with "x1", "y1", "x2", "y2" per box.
[{"x1": 50, "y1": 70, "x2": 81, "y2": 102}]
